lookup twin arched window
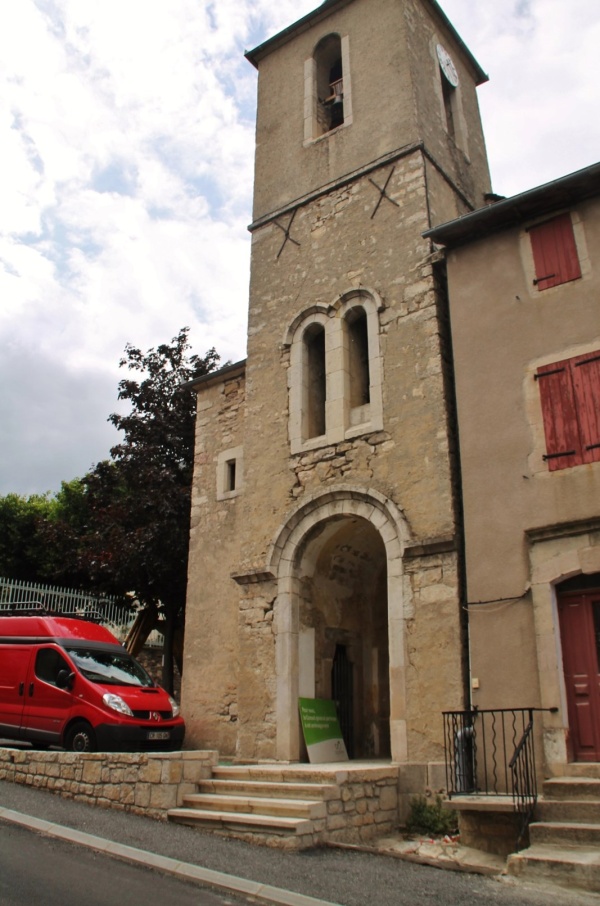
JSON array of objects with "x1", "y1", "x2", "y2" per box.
[{"x1": 288, "y1": 293, "x2": 382, "y2": 453}]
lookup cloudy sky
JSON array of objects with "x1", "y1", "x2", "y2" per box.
[{"x1": 1, "y1": 0, "x2": 599, "y2": 497}]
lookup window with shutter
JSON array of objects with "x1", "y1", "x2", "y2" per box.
[
  {"x1": 536, "y1": 351, "x2": 600, "y2": 471},
  {"x1": 529, "y1": 213, "x2": 581, "y2": 291},
  {"x1": 573, "y1": 354, "x2": 600, "y2": 464}
]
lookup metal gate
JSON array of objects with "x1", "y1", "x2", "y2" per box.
[{"x1": 332, "y1": 644, "x2": 354, "y2": 758}]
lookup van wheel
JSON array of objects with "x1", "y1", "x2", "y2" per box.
[{"x1": 65, "y1": 722, "x2": 96, "y2": 753}]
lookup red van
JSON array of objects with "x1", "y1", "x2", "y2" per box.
[{"x1": 0, "y1": 614, "x2": 185, "y2": 752}]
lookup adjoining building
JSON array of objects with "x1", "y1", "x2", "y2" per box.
[{"x1": 425, "y1": 163, "x2": 600, "y2": 770}]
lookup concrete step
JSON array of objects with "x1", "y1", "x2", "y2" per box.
[
  {"x1": 211, "y1": 764, "x2": 351, "y2": 783},
  {"x1": 554, "y1": 764, "x2": 600, "y2": 780},
  {"x1": 507, "y1": 843, "x2": 600, "y2": 894},
  {"x1": 211, "y1": 766, "x2": 307, "y2": 782},
  {"x1": 530, "y1": 821, "x2": 600, "y2": 847},
  {"x1": 536, "y1": 798, "x2": 600, "y2": 823},
  {"x1": 170, "y1": 762, "x2": 400, "y2": 850},
  {"x1": 181, "y1": 792, "x2": 326, "y2": 819},
  {"x1": 168, "y1": 807, "x2": 313, "y2": 836},
  {"x1": 542, "y1": 777, "x2": 600, "y2": 801},
  {"x1": 168, "y1": 766, "x2": 335, "y2": 845},
  {"x1": 198, "y1": 778, "x2": 337, "y2": 801}
]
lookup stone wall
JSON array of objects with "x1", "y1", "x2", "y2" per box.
[
  {"x1": 321, "y1": 768, "x2": 400, "y2": 845},
  {"x1": 457, "y1": 809, "x2": 523, "y2": 858},
  {"x1": 182, "y1": 0, "x2": 492, "y2": 766},
  {"x1": 0, "y1": 748, "x2": 218, "y2": 819},
  {"x1": 182, "y1": 152, "x2": 466, "y2": 763}
]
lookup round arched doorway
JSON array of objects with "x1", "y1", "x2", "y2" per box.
[
  {"x1": 296, "y1": 514, "x2": 389, "y2": 758},
  {"x1": 269, "y1": 486, "x2": 408, "y2": 762}
]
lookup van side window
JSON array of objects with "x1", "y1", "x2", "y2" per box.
[{"x1": 35, "y1": 648, "x2": 70, "y2": 686}]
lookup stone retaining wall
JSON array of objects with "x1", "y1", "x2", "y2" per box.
[
  {"x1": 0, "y1": 748, "x2": 218, "y2": 820},
  {"x1": 321, "y1": 769, "x2": 400, "y2": 844}
]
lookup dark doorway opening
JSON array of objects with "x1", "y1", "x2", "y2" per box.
[{"x1": 332, "y1": 644, "x2": 354, "y2": 757}]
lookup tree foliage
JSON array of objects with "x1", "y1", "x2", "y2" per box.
[
  {"x1": 0, "y1": 491, "x2": 56, "y2": 582},
  {"x1": 0, "y1": 480, "x2": 87, "y2": 585},
  {"x1": 80, "y1": 330, "x2": 218, "y2": 687}
]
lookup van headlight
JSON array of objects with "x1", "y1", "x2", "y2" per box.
[
  {"x1": 102, "y1": 693, "x2": 133, "y2": 716},
  {"x1": 168, "y1": 695, "x2": 180, "y2": 718}
]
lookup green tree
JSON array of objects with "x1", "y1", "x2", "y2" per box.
[
  {"x1": 78, "y1": 328, "x2": 219, "y2": 691},
  {"x1": 0, "y1": 491, "x2": 56, "y2": 582}
]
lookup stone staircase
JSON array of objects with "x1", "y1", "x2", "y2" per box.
[
  {"x1": 507, "y1": 765, "x2": 600, "y2": 893},
  {"x1": 167, "y1": 762, "x2": 399, "y2": 850}
]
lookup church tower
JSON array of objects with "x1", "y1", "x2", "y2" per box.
[{"x1": 183, "y1": 0, "x2": 491, "y2": 798}]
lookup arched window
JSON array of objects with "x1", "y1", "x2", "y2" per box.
[
  {"x1": 345, "y1": 307, "x2": 370, "y2": 411},
  {"x1": 304, "y1": 323, "x2": 326, "y2": 439},
  {"x1": 441, "y1": 76, "x2": 456, "y2": 140},
  {"x1": 315, "y1": 34, "x2": 344, "y2": 135}
]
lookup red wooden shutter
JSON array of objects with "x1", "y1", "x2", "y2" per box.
[
  {"x1": 529, "y1": 213, "x2": 582, "y2": 291},
  {"x1": 572, "y1": 353, "x2": 600, "y2": 465},
  {"x1": 536, "y1": 360, "x2": 583, "y2": 470}
]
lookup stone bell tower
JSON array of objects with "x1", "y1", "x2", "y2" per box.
[{"x1": 182, "y1": 0, "x2": 491, "y2": 788}]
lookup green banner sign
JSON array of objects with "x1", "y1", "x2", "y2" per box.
[{"x1": 298, "y1": 697, "x2": 349, "y2": 763}]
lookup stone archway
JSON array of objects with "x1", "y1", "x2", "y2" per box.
[{"x1": 267, "y1": 486, "x2": 409, "y2": 762}]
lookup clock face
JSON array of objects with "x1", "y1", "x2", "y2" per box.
[{"x1": 436, "y1": 43, "x2": 459, "y2": 88}]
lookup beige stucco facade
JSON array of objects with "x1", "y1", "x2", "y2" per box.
[
  {"x1": 428, "y1": 174, "x2": 600, "y2": 773},
  {"x1": 182, "y1": 0, "x2": 493, "y2": 798}
]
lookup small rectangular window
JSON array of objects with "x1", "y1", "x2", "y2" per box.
[
  {"x1": 226, "y1": 459, "x2": 237, "y2": 492},
  {"x1": 529, "y1": 213, "x2": 581, "y2": 291},
  {"x1": 216, "y1": 445, "x2": 243, "y2": 500},
  {"x1": 536, "y1": 351, "x2": 600, "y2": 471}
]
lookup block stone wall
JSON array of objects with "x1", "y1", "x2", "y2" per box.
[{"x1": 0, "y1": 748, "x2": 218, "y2": 819}]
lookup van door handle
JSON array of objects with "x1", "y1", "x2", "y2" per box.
[
  {"x1": 29, "y1": 682, "x2": 34, "y2": 696},
  {"x1": 19, "y1": 682, "x2": 24, "y2": 696}
]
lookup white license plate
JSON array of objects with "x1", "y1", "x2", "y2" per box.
[{"x1": 147, "y1": 731, "x2": 170, "y2": 740}]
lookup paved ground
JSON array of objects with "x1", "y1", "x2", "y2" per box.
[{"x1": 1, "y1": 780, "x2": 599, "y2": 906}]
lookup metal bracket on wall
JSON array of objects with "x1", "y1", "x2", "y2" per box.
[
  {"x1": 274, "y1": 209, "x2": 301, "y2": 258},
  {"x1": 369, "y1": 166, "x2": 400, "y2": 219}
]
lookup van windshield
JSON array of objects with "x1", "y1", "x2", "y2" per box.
[{"x1": 65, "y1": 646, "x2": 154, "y2": 687}]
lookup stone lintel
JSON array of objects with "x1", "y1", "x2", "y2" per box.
[
  {"x1": 231, "y1": 568, "x2": 276, "y2": 586},
  {"x1": 403, "y1": 535, "x2": 456, "y2": 559},
  {"x1": 526, "y1": 516, "x2": 600, "y2": 544}
]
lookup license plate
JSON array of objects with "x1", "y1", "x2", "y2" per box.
[{"x1": 147, "y1": 731, "x2": 170, "y2": 740}]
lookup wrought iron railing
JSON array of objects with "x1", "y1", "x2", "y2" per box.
[
  {"x1": 442, "y1": 707, "x2": 557, "y2": 850},
  {"x1": 509, "y1": 713, "x2": 537, "y2": 849}
]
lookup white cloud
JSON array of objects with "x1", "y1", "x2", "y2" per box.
[
  {"x1": 0, "y1": 0, "x2": 598, "y2": 495},
  {"x1": 442, "y1": 0, "x2": 600, "y2": 194}
]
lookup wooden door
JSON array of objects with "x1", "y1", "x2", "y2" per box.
[{"x1": 558, "y1": 590, "x2": 600, "y2": 761}]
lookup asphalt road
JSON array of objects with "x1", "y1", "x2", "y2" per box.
[
  {"x1": 1, "y1": 780, "x2": 598, "y2": 906},
  {"x1": 0, "y1": 821, "x2": 248, "y2": 906}
]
